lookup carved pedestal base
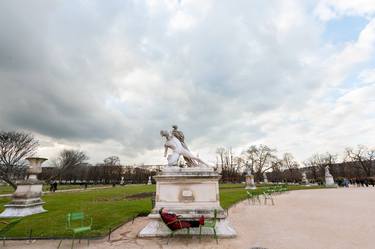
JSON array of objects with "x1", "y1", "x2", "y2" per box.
[
  {"x1": 325, "y1": 175, "x2": 338, "y2": 188},
  {"x1": 139, "y1": 219, "x2": 236, "y2": 237},
  {"x1": 138, "y1": 167, "x2": 236, "y2": 238},
  {"x1": 0, "y1": 181, "x2": 47, "y2": 218},
  {"x1": 245, "y1": 175, "x2": 256, "y2": 190}
]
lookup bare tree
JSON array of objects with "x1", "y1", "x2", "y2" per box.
[
  {"x1": 54, "y1": 149, "x2": 88, "y2": 181},
  {"x1": 345, "y1": 145, "x2": 375, "y2": 177},
  {"x1": 215, "y1": 147, "x2": 243, "y2": 182},
  {"x1": 102, "y1": 156, "x2": 122, "y2": 184},
  {"x1": 304, "y1": 152, "x2": 337, "y2": 180},
  {"x1": 0, "y1": 131, "x2": 38, "y2": 189},
  {"x1": 243, "y1": 145, "x2": 277, "y2": 181},
  {"x1": 281, "y1": 153, "x2": 300, "y2": 182},
  {"x1": 103, "y1": 156, "x2": 120, "y2": 166}
]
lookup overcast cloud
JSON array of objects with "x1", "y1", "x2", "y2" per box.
[{"x1": 0, "y1": 0, "x2": 374, "y2": 165}]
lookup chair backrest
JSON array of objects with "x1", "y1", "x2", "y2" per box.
[
  {"x1": 67, "y1": 212, "x2": 85, "y2": 228},
  {"x1": 0, "y1": 218, "x2": 21, "y2": 236},
  {"x1": 68, "y1": 212, "x2": 84, "y2": 221}
]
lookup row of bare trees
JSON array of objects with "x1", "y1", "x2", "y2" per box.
[
  {"x1": 40, "y1": 151, "x2": 154, "y2": 184},
  {"x1": 1, "y1": 130, "x2": 374, "y2": 187},
  {"x1": 216, "y1": 144, "x2": 375, "y2": 183},
  {"x1": 0, "y1": 131, "x2": 155, "y2": 187}
]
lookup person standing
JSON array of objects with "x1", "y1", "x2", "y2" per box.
[{"x1": 53, "y1": 180, "x2": 58, "y2": 192}]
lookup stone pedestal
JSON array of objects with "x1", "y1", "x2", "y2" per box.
[
  {"x1": 301, "y1": 172, "x2": 310, "y2": 186},
  {"x1": 0, "y1": 157, "x2": 48, "y2": 217},
  {"x1": 138, "y1": 167, "x2": 236, "y2": 237},
  {"x1": 245, "y1": 174, "x2": 256, "y2": 190},
  {"x1": 325, "y1": 167, "x2": 338, "y2": 188},
  {"x1": 263, "y1": 172, "x2": 268, "y2": 184}
]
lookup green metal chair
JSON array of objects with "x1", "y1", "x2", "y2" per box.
[
  {"x1": 263, "y1": 191, "x2": 275, "y2": 205},
  {"x1": 58, "y1": 212, "x2": 92, "y2": 249},
  {"x1": 0, "y1": 218, "x2": 21, "y2": 246},
  {"x1": 199, "y1": 209, "x2": 218, "y2": 244},
  {"x1": 246, "y1": 191, "x2": 261, "y2": 205}
]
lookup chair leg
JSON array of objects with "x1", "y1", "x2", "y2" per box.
[
  {"x1": 272, "y1": 198, "x2": 275, "y2": 206},
  {"x1": 214, "y1": 228, "x2": 218, "y2": 244},
  {"x1": 3, "y1": 236, "x2": 5, "y2": 246},
  {"x1": 167, "y1": 232, "x2": 173, "y2": 245},
  {"x1": 199, "y1": 226, "x2": 202, "y2": 242},
  {"x1": 71, "y1": 234, "x2": 75, "y2": 249},
  {"x1": 57, "y1": 239, "x2": 62, "y2": 249},
  {"x1": 87, "y1": 238, "x2": 90, "y2": 247}
]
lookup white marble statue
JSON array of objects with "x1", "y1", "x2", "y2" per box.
[
  {"x1": 160, "y1": 130, "x2": 208, "y2": 167},
  {"x1": 325, "y1": 166, "x2": 336, "y2": 187},
  {"x1": 263, "y1": 172, "x2": 268, "y2": 183},
  {"x1": 325, "y1": 166, "x2": 331, "y2": 177},
  {"x1": 171, "y1": 125, "x2": 195, "y2": 167},
  {"x1": 301, "y1": 172, "x2": 309, "y2": 185}
]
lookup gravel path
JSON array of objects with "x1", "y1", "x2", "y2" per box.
[{"x1": 6, "y1": 187, "x2": 375, "y2": 249}]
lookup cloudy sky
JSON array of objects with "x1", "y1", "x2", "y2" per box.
[{"x1": 0, "y1": 0, "x2": 374, "y2": 165}]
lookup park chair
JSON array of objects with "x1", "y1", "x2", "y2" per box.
[
  {"x1": 263, "y1": 191, "x2": 275, "y2": 205},
  {"x1": 58, "y1": 212, "x2": 93, "y2": 249},
  {"x1": 0, "y1": 218, "x2": 21, "y2": 246},
  {"x1": 246, "y1": 191, "x2": 261, "y2": 205},
  {"x1": 281, "y1": 185, "x2": 288, "y2": 193},
  {"x1": 159, "y1": 209, "x2": 191, "y2": 244},
  {"x1": 264, "y1": 188, "x2": 274, "y2": 196},
  {"x1": 199, "y1": 209, "x2": 218, "y2": 244}
]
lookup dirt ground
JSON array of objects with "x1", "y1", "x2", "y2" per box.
[{"x1": 7, "y1": 187, "x2": 375, "y2": 249}]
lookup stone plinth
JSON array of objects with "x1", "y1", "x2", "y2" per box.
[
  {"x1": 301, "y1": 172, "x2": 310, "y2": 186},
  {"x1": 263, "y1": 172, "x2": 268, "y2": 184},
  {"x1": 138, "y1": 167, "x2": 236, "y2": 237},
  {"x1": 325, "y1": 169, "x2": 338, "y2": 188},
  {"x1": 0, "y1": 157, "x2": 47, "y2": 217},
  {"x1": 245, "y1": 174, "x2": 256, "y2": 190}
]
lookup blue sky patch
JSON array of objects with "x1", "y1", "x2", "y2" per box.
[{"x1": 323, "y1": 16, "x2": 368, "y2": 44}]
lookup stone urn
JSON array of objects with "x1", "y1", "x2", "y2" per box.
[{"x1": 0, "y1": 157, "x2": 48, "y2": 217}]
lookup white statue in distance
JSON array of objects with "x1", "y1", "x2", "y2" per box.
[{"x1": 160, "y1": 130, "x2": 208, "y2": 167}]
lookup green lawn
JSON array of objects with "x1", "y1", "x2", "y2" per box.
[
  {"x1": 0, "y1": 184, "x2": 323, "y2": 238},
  {"x1": 0, "y1": 184, "x2": 109, "y2": 195}
]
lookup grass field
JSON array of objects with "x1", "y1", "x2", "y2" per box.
[
  {"x1": 0, "y1": 183, "x2": 323, "y2": 238},
  {"x1": 0, "y1": 184, "x2": 109, "y2": 195}
]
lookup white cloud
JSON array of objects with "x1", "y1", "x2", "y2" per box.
[
  {"x1": 0, "y1": 0, "x2": 374, "y2": 165},
  {"x1": 315, "y1": 0, "x2": 375, "y2": 21}
]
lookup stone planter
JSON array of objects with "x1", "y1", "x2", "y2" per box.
[{"x1": 0, "y1": 157, "x2": 48, "y2": 217}]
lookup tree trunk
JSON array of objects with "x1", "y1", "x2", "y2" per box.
[{"x1": 3, "y1": 178, "x2": 17, "y2": 190}]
